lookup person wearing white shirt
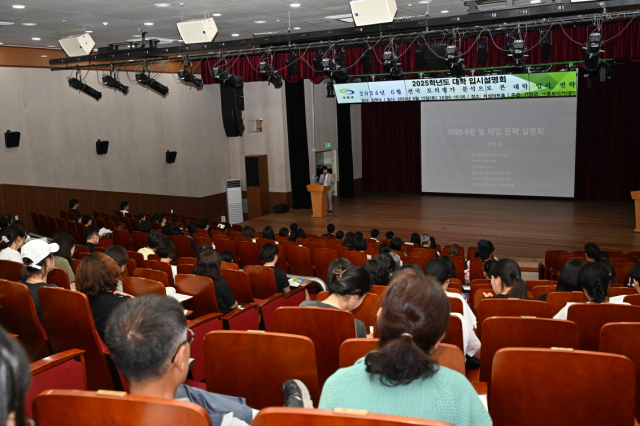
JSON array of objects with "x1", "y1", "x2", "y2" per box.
[
  {"x1": 119, "y1": 201, "x2": 130, "y2": 216},
  {"x1": 0, "y1": 225, "x2": 27, "y2": 263},
  {"x1": 554, "y1": 262, "x2": 630, "y2": 321},
  {"x1": 318, "y1": 166, "x2": 336, "y2": 214}
]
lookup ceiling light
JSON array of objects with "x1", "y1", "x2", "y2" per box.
[
  {"x1": 154, "y1": 2, "x2": 171, "y2": 6},
  {"x1": 0, "y1": 22, "x2": 15, "y2": 25},
  {"x1": 417, "y1": 0, "x2": 432, "y2": 3},
  {"x1": 32, "y1": 37, "x2": 40, "y2": 40},
  {"x1": 254, "y1": 20, "x2": 267, "y2": 23},
  {"x1": 46, "y1": 45, "x2": 55, "y2": 47},
  {"x1": 144, "y1": 22, "x2": 154, "y2": 26},
  {"x1": 12, "y1": 5, "x2": 25, "y2": 8},
  {"x1": 93, "y1": 48, "x2": 98, "y2": 51},
  {"x1": 293, "y1": 27, "x2": 300, "y2": 30},
  {"x1": 441, "y1": 10, "x2": 449, "y2": 13},
  {"x1": 85, "y1": 30, "x2": 93, "y2": 33},
  {"x1": 40, "y1": 55, "x2": 47, "y2": 57},
  {"x1": 103, "y1": 22, "x2": 108, "y2": 25},
  {"x1": 22, "y1": 23, "x2": 37, "y2": 26},
  {"x1": 213, "y1": 13, "x2": 221, "y2": 16},
  {"x1": 325, "y1": 14, "x2": 351, "y2": 19},
  {"x1": 530, "y1": 0, "x2": 541, "y2": 3},
  {"x1": 231, "y1": 33, "x2": 239, "y2": 36},
  {"x1": 290, "y1": 3, "x2": 301, "y2": 7}
]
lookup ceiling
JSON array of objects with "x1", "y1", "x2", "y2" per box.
[{"x1": 0, "y1": 0, "x2": 467, "y2": 50}]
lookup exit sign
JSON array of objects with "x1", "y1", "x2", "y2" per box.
[{"x1": 326, "y1": 142, "x2": 331, "y2": 148}]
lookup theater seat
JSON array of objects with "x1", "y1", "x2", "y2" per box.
[{"x1": 33, "y1": 389, "x2": 210, "y2": 426}]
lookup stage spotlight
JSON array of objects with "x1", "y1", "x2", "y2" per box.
[
  {"x1": 321, "y1": 57, "x2": 349, "y2": 81},
  {"x1": 135, "y1": 72, "x2": 169, "y2": 96},
  {"x1": 583, "y1": 32, "x2": 603, "y2": 72},
  {"x1": 178, "y1": 69, "x2": 204, "y2": 88},
  {"x1": 313, "y1": 51, "x2": 324, "y2": 73},
  {"x1": 383, "y1": 50, "x2": 402, "y2": 78},
  {"x1": 507, "y1": 39, "x2": 527, "y2": 71},
  {"x1": 102, "y1": 75, "x2": 129, "y2": 94},
  {"x1": 446, "y1": 45, "x2": 466, "y2": 78},
  {"x1": 259, "y1": 61, "x2": 282, "y2": 86},
  {"x1": 213, "y1": 66, "x2": 244, "y2": 88},
  {"x1": 68, "y1": 77, "x2": 102, "y2": 100},
  {"x1": 286, "y1": 54, "x2": 300, "y2": 75}
]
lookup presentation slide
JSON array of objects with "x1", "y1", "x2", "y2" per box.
[{"x1": 420, "y1": 97, "x2": 577, "y2": 197}]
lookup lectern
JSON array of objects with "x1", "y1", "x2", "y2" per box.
[
  {"x1": 633, "y1": 191, "x2": 640, "y2": 232},
  {"x1": 307, "y1": 184, "x2": 329, "y2": 218}
]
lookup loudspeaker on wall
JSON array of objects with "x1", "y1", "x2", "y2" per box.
[
  {"x1": 166, "y1": 150, "x2": 177, "y2": 164},
  {"x1": 5, "y1": 131, "x2": 20, "y2": 148},
  {"x1": 96, "y1": 139, "x2": 109, "y2": 155}
]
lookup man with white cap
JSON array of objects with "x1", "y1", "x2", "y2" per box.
[{"x1": 18, "y1": 239, "x2": 59, "y2": 322}]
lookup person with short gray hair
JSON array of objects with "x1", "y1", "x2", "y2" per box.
[
  {"x1": 419, "y1": 234, "x2": 431, "y2": 248},
  {"x1": 106, "y1": 295, "x2": 312, "y2": 426}
]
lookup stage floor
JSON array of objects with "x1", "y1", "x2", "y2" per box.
[{"x1": 242, "y1": 193, "x2": 640, "y2": 261}]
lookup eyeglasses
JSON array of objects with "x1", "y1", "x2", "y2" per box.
[{"x1": 170, "y1": 329, "x2": 195, "y2": 363}]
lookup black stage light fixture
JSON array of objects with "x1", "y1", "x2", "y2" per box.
[
  {"x1": 259, "y1": 61, "x2": 282, "y2": 86},
  {"x1": 504, "y1": 39, "x2": 514, "y2": 62},
  {"x1": 313, "y1": 51, "x2": 324, "y2": 73},
  {"x1": 508, "y1": 40, "x2": 527, "y2": 72},
  {"x1": 541, "y1": 35, "x2": 552, "y2": 59},
  {"x1": 383, "y1": 50, "x2": 402, "y2": 78},
  {"x1": 178, "y1": 69, "x2": 204, "y2": 88},
  {"x1": 68, "y1": 77, "x2": 102, "y2": 100},
  {"x1": 477, "y1": 40, "x2": 488, "y2": 64},
  {"x1": 415, "y1": 45, "x2": 428, "y2": 68},
  {"x1": 321, "y1": 57, "x2": 348, "y2": 81},
  {"x1": 102, "y1": 75, "x2": 129, "y2": 94},
  {"x1": 446, "y1": 45, "x2": 466, "y2": 78},
  {"x1": 584, "y1": 32, "x2": 603, "y2": 72},
  {"x1": 136, "y1": 73, "x2": 169, "y2": 96},
  {"x1": 286, "y1": 54, "x2": 300, "y2": 75},
  {"x1": 212, "y1": 67, "x2": 243, "y2": 87},
  {"x1": 361, "y1": 50, "x2": 373, "y2": 71}
]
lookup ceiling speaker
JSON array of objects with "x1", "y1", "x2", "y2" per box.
[
  {"x1": 350, "y1": 0, "x2": 397, "y2": 26},
  {"x1": 177, "y1": 17, "x2": 218, "y2": 44},
  {"x1": 166, "y1": 151, "x2": 177, "y2": 164},
  {"x1": 96, "y1": 139, "x2": 109, "y2": 155},
  {"x1": 5, "y1": 131, "x2": 20, "y2": 148},
  {"x1": 59, "y1": 33, "x2": 95, "y2": 57}
]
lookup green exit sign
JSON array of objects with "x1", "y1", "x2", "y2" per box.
[{"x1": 326, "y1": 142, "x2": 331, "y2": 148}]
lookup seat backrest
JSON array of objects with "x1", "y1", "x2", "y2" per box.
[
  {"x1": 178, "y1": 257, "x2": 197, "y2": 266},
  {"x1": 608, "y1": 287, "x2": 637, "y2": 297},
  {"x1": 411, "y1": 248, "x2": 437, "y2": 260},
  {"x1": 193, "y1": 236, "x2": 213, "y2": 248},
  {"x1": 26, "y1": 349, "x2": 86, "y2": 418},
  {"x1": 122, "y1": 276, "x2": 165, "y2": 296},
  {"x1": 174, "y1": 274, "x2": 220, "y2": 319},
  {"x1": 127, "y1": 251, "x2": 144, "y2": 266},
  {"x1": 477, "y1": 299, "x2": 552, "y2": 339},
  {"x1": 479, "y1": 317, "x2": 580, "y2": 387},
  {"x1": 469, "y1": 262, "x2": 484, "y2": 281},
  {"x1": 442, "y1": 314, "x2": 464, "y2": 352},
  {"x1": 369, "y1": 285, "x2": 387, "y2": 299},
  {"x1": 489, "y1": 348, "x2": 636, "y2": 426},
  {"x1": 624, "y1": 294, "x2": 640, "y2": 306},
  {"x1": 341, "y1": 251, "x2": 367, "y2": 267},
  {"x1": 351, "y1": 292, "x2": 379, "y2": 330},
  {"x1": 252, "y1": 407, "x2": 453, "y2": 426},
  {"x1": 172, "y1": 235, "x2": 194, "y2": 259},
  {"x1": 532, "y1": 285, "x2": 556, "y2": 299},
  {"x1": 141, "y1": 260, "x2": 175, "y2": 287},
  {"x1": 38, "y1": 287, "x2": 114, "y2": 391},
  {"x1": 33, "y1": 389, "x2": 211, "y2": 426},
  {"x1": 448, "y1": 296, "x2": 464, "y2": 315},
  {"x1": 244, "y1": 265, "x2": 279, "y2": 299},
  {"x1": 448, "y1": 279, "x2": 463, "y2": 292},
  {"x1": 0, "y1": 279, "x2": 50, "y2": 361},
  {"x1": 472, "y1": 288, "x2": 494, "y2": 312},
  {"x1": 131, "y1": 232, "x2": 148, "y2": 251},
  {"x1": 600, "y1": 322, "x2": 640, "y2": 421},
  {"x1": 236, "y1": 241, "x2": 262, "y2": 268},
  {"x1": 567, "y1": 303, "x2": 640, "y2": 351},
  {"x1": 313, "y1": 248, "x2": 338, "y2": 284},
  {"x1": 285, "y1": 246, "x2": 314, "y2": 276},
  {"x1": 273, "y1": 307, "x2": 357, "y2": 387},
  {"x1": 188, "y1": 313, "x2": 223, "y2": 382},
  {"x1": 204, "y1": 331, "x2": 321, "y2": 409},
  {"x1": 221, "y1": 261, "x2": 240, "y2": 271},
  {"x1": 546, "y1": 291, "x2": 588, "y2": 316},
  {"x1": 213, "y1": 239, "x2": 237, "y2": 261},
  {"x1": 0, "y1": 259, "x2": 23, "y2": 282},
  {"x1": 55, "y1": 217, "x2": 68, "y2": 233},
  {"x1": 404, "y1": 256, "x2": 427, "y2": 270},
  {"x1": 75, "y1": 222, "x2": 87, "y2": 245},
  {"x1": 525, "y1": 280, "x2": 557, "y2": 294},
  {"x1": 222, "y1": 269, "x2": 255, "y2": 304},
  {"x1": 133, "y1": 267, "x2": 169, "y2": 287},
  {"x1": 47, "y1": 268, "x2": 71, "y2": 290}
]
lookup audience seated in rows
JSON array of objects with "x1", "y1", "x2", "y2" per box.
[
  {"x1": 300, "y1": 259, "x2": 371, "y2": 338},
  {"x1": 584, "y1": 242, "x2": 600, "y2": 262},
  {"x1": 539, "y1": 258, "x2": 586, "y2": 301},
  {"x1": 262, "y1": 226, "x2": 275, "y2": 240},
  {"x1": 18, "y1": 239, "x2": 59, "y2": 322},
  {"x1": 374, "y1": 252, "x2": 396, "y2": 277},
  {"x1": 156, "y1": 239, "x2": 178, "y2": 279},
  {"x1": 0, "y1": 325, "x2": 31, "y2": 426},
  {"x1": 84, "y1": 226, "x2": 100, "y2": 253},
  {"x1": 260, "y1": 243, "x2": 290, "y2": 293},
  {"x1": 484, "y1": 259, "x2": 529, "y2": 300},
  {"x1": 199, "y1": 218, "x2": 210, "y2": 231},
  {"x1": 193, "y1": 249, "x2": 238, "y2": 314},
  {"x1": 119, "y1": 201, "x2": 130, "y2": 216},
  {"x1": 278, "y1": 227, "x2": 288, "y2": 238},
  {"x1": 105, "y1": 245, "x2": 129, "y2": 293},
  {"x1": 0, "y1": 224, "x2": 26, "y2": 263},
  {"x1": 220, "y1": 250, "x2": 234, "y2": 263},
  {"x1": 105, "y1": 295, "x2": 311, "y2": 423},
  {"x1": 379, "y1": 242, "x2": 401, "y2": 266},
  {"x1": 319, "y1": 268, "x2": 492, "y2": 426},
  {"x1": 370, "y1": 228, "x2": 380, "y2": 242},
  {"x1": 76, "y1": 252, "x2": 132, "y2": 341},
  {"x1": 68, "y1": 198, "x2": 81, "y2": 217},
  {"x1": 364, "y1": 259, "x2": 390, "y2": 286},
  {"x1": 323, "y1": 224, "x2": 335, "y2": 237},
  {"x1": 138, "y1": 220, "x2": 151, "y2": 233}
]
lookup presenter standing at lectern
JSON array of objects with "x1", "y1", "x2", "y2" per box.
[{"x1": 319, "y1": 166, "x2": 336, "y2": 215}]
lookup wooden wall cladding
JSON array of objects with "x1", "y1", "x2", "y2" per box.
[{"x1": 0, "y1": 184, "x2": 227, "y2": 234}]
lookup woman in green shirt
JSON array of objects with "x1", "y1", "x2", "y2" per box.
[
  {"x1": 320, "y1": 268, "x2": 492, "y2": 426},
  {"x1": 53, "y1": 232, "x2": 76, "y2": 289}
]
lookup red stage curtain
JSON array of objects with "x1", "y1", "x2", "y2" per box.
[{"x1": 361, "y1": 102, "x2": 422, "y2": 193}]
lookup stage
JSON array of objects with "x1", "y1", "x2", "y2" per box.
[{"x1": 243, "y1": 193, "x2": 640, "y2": 261}]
